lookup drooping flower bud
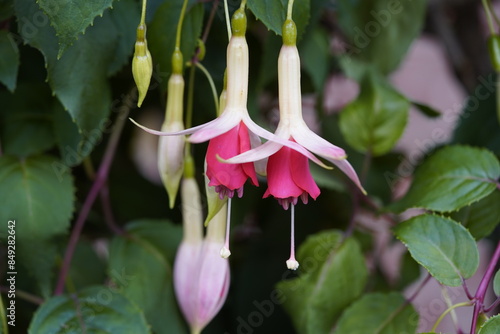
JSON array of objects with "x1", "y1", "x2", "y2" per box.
[
  {"x1": 158, "y1": 71, "x2": 185, "y2": 208},
  {"x1": 132, "y1": 24, "x2": 153, "y2": 107}
]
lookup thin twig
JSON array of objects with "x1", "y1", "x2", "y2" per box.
[
  {"x1": 0, "y1": 286, "x2": 44, "y2": 305},
  {"x1": 54, "y1": 89, "x2": 136, "y2": 296}
]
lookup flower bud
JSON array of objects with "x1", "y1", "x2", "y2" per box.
[
  {"x1": 133, "y1": 24, "x2": 153, "y2": 107},
  {"x1": 158, "y1": 74, "x2": 185, "y2": 208}
]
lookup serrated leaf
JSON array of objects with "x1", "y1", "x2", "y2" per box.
[
  {"x1": 394, "y1": 214, "x2": 479, "y2": 286},
  {"x1": 0, "y1": 31, "x2": 19, "y2": 91},
  {"x1": 277, "y1": 230, "x2": 367, "y2": 334},
  {"x1": 451, "y1": 190, "x2": 500, "y2": 240},
  {"x1": 148, "y1": 1, "x2": 203, "y2": 92},
  {"x1": 247, "y1": 0, "x2": 310, "y2": 40},
  {"x1": 335, "y1": 292, "x2": 418, "y2": 334},
  {"x1": 37, "y1": 0, "x2": 113, "y2": 58},
  {"x1": 339, "y1": 73, "x2": 409, "y2": 156},
  {"x1": 493, "y1": 269, "x2": 500, "y2": 296},
  {"x1": 337, "y1": 0, "x2": 426, "y2": 75},
  {"x1": 15, "y1": 0, "x2": 137, "y2": 152},
  {"x1": 478, "y1": 315, "x2": 500, "y2": 334},
  {"x1": 108, "y1": 220, "x2": 186, "y2": 334},
  {"x1": 28, "y1": 286, "x2": 151, "y2": 333},
  {"x1": 390, "y1": 146, "x2": 500, "y2": 213},
  {"x1": 0, "y1": 83, "x2": 56, "y2": 157}
]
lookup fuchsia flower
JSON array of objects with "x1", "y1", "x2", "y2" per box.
[
  {"x1": 130, "y1": 10, "x2": 321, "y2": 200},
  {"x1": 174, "y1": 177, "x2": 230, "y2": 334},
  {"x1": 223, "y1": 19, "x2": 365, "y2": 269}
]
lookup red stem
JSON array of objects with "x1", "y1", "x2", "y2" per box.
[
  {"x1": 470, "y1": 240, "x2": 500, "y2": 333},
  {"x1": 53, "y1": 91, "x2": 135, "y2": 296}
]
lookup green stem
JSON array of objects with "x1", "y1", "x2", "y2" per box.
[
  {"x1": 482, "y1": 0, "x2": 496, "y2": 35},
  {"x1": 140, "y1": 0, "x2": 147, "y2": 25},
  {"x1": 497, "y1": 75, "x2": 500, "y2": 126},
  {"x1": 224, "y1": 0, "x2": 231, "y2": 40},
  {"x1": 195, "y1": 62, "x2": 219, "y2": 114},
  {"x1": 287, "y1": 0, "x2": 295, "y2": 20},
  {"x1": 184, "y1": 62, "x2": 196, "y2": 155},
  {"x1": 432, "y1": 302, "x2": 472, "y2": 332},
  {"x1": 175, "y1": 0, "x2": 189, "y2": 49}
]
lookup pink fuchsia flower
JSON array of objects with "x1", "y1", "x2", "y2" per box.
[
  {"x1": 174, "y1": 177, "x2": 230, "y2": 334},
  {"x1": 223, "y1": 19, "x2": 365, "y2": 270},
  {"x1": 130, "y1": 8, "x2": 323, "y2": 200}
]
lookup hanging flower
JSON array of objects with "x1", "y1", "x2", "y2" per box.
[{"x1": 222, "y1": 19, "x2": 365, "y2": 270}]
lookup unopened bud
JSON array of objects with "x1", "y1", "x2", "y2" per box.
[{"x1": 133, "y1": 24, "x2": 153, "y2": 107}]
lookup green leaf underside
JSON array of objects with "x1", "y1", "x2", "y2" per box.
[
  {"x1": 478, "y1": 315, "x2": 500, "y2": 334},
  {"x1": 394, "y1": 214, "x2": 479, "y2": 286},
  {"x1": 14, "y1": 0, "x2": 138, "y2": 154},
  {"x1": 412, "y1": 102, "x2": 441, "y2": 118},
  {"x1": 277, "y1": 230, "x2": 368, "y2": 334},
  {"x1": 108, "y1": 220, "x2": 185, "y2": 334},
  {"x1": 451, "y1": 190, "x2": 500, "y2": 240},
  {"x1": 247, "y1": 0, "x2": 310, "y2": 41},
  {"x1": 339, "y1": 73, "x2": 409, "y2": 156},
  {"x1": 28, "y1": 286, "x2": 150, "y2": 333},
  {"x1": 0, "y1": 30, "x2": 19, "y2": 91},
  {"x1": 335, "y1": 292, "x2": 418, "y2": 334},
  {"x1": 337, "y1": 0, "x2": 427, "y2": 76},
  {"x1": 37, "y1": 0, "x2": 114, "y2": 58},
  {"x1": 390, "y1": 146, "x2": 500, "y2": 213},
  {"x1": 148, "y1": 1, "x2": 203, "y2": 93}
]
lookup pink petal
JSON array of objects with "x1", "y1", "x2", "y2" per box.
[
  {"x1": 292, "y1": 124, "x2": 347, "y2": 160},
  {"x1": 290, "y1": 148, "x2": 320, "y2": 200},
  {"x1": 189, "y1": 108, "x2": 242, "y2": 143},
  {"x1": 238, "y1": 123, "x2": 259, "y2": 186},
  {"x1": 222, "y1": 140, "x2": 282, "y2": 165},
  {"x1": 129, "y1": 117, "x2": 210, "y2": 137},
  {"x1": 264, "y1": 146, "x2": 303, "y2": 199},
  {"x1": 330, "y1": 158, "x2": 367, "y2": 194}
]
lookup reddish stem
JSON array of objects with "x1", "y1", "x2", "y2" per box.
[
  {"x1": 54, "y1": 91, "x2": 135, "y2": 296},
  {"x1": 470, "y1": 240, "x2": 500, "y2": 333}
]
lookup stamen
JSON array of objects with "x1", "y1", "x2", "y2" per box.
[
  {"x1": 220, "y1": 197, "x2": 232, "y2": 258},
  {"x1": 286, "y1": 203, "x2": 299, "y2": 270}
]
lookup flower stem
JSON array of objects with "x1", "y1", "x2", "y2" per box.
[
  {"x1": 140, "y1": 0, "x2": 147, "y2": 25},
  {"x1": 432, "y1": 301, "x2": 472, "y2": 332},
  {"x1": 54, "y1": 89, "x2": 135, "y2": 296},
  {"x1": 175, "y1": 0, "x2": 189, "y2": 50},
  {"x1": 470, "y1": 240, "x2": 500, "y2": 333},
  {"x1": 286, "y1": 0, "x2": 295, "y2": 20},
  {"x1": 223, "y1": 0, "x2": 231, "y2": 41},
  {"x1": 195, "y1": 62, "x2": 219, "y2": 113}
]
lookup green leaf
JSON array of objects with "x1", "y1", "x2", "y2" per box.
[
  {"x1": 390, "y1": 146, "x2": 500, "y2": 213},
  {"x1": 37, "y1": 0, "x2": 113, "y2": 58},
  {"x1": 14, "y1": 0, "x2": 137, "y2": 148},
  {"x1": 68, "y1": 240, "x2": 106, "y2": 290},
  {"x1": 394, "y1": 214, "x2": 479, "y2": 286},
  {"x1": 335, "y1": 292, "x2": 419, "y2": 334},
  {"x1": 413, "y1": 102, "x2": 441, "y2": 118},
  {"x1": 28, "y1": 286, "x2": 151, "y2": 333},
  {"x1": 148, "y1": 1, "x2": 203, "y2": 92},
  {"x1": 0, "y1": 31, "x2": 19, "y2": 91},
  {"x1": 108, "y1": 220, "x2": 186, "y2": 334},
  {"x1": 300, "y1": 27, "x2": 329, "y2": 91},
  {"x1": 247, "y1": 0, "x2": 310, "y2": 40},
  {"x1": 337, "y1": 0, "x2": 426, "y2": 75},
  {"x1": 479, "y1": 315, "x2": 500, "y2": 334},
  {"x1": 0, "y1": 155, "x2": 74, "y2": 239},
  {"x1": 339, "y1": 73, "x2": 409, "y2": 156},
  {"x1": 493, "y1": 269, "x2": 500, "y2": 296},
  {"x1": 0, "y1": 83, "x2": 56, "y2": 157},
  {"x1": 451, "y1": 190, "x2": 500, "y2": 240},
  {"x1": 277, "y1": 230, "x2": 367, "y2": 334}
]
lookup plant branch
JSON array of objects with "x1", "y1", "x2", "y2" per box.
[
  {"x1": 470, "y1": 240, "x2": 500, "y2": 333},
  {"x1": 201, "y1": 0, "x2": 219, "y2": 44},
  {"x1": 54, "y1": 89, "x2": 136, "y2": 296},
  {"x1": 0, "y1": 286, "x2": 44, "y2": 305},
  {"x1": 406, "y1": 273, "x2": 432, "y2": 303}
]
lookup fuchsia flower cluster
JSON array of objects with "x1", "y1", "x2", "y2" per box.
[{"x1": 132, "y1": 6, "x2": 364, "y2": 334}]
